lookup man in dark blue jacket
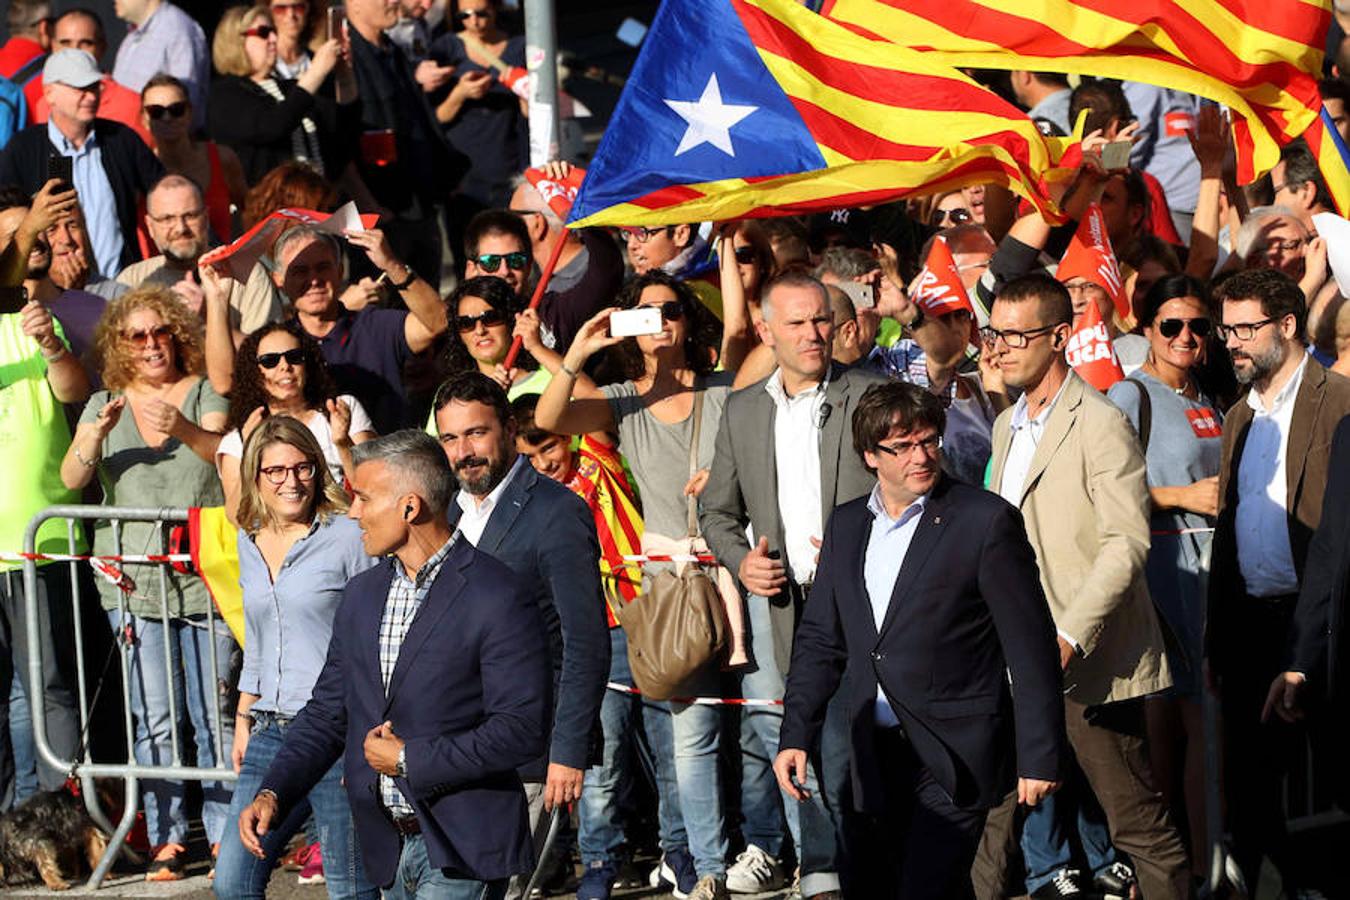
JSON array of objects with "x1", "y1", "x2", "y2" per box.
[
  {"x1": 775, "y1": 381, "x2": 1066, "y2": 899},
  {"x1": 433, "y1": 371, "x2": 610, "y2": 899},
  {"x1": 239, "y1": 430, "x2": 553, "y2": 897}
]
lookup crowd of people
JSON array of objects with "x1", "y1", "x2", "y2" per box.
[{"x1": 1, "y1": 1, "x2": 1349, "y2": 899}]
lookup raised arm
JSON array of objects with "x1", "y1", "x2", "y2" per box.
[{"x1": 535, "y1": 308, "x2": 623, "y2": 436}]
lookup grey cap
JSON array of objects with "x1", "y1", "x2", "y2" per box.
[{"x1": 43, "y1": 50, "x2": 103, "y2": 89}]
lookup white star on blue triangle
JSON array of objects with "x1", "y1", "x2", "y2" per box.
[{"x1": 664, "y1": 74, "x2": 759, "y2": 158}]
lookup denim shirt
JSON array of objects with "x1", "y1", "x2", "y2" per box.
[
  {"x1": 47, "y1": 120, "x2": 120, "y2": 279},
  {"x1": 237, "y1": 514, "x2": 378, "y2": 715}
]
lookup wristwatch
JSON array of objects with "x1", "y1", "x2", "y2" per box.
[
  {"x1": 396, "y1": 747, "x2": 407, "y2": 778},
  {"x1": 389, "y1": 264, "x2": 416, "y2": 291}
]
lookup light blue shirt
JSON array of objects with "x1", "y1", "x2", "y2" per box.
[
  {"x1": 112, "y1": 1, "x2": 209, "y2": 130},
  {"x1": 47, "y1": 120, "x2": 120, "y2": 279},
  {"x1": 236, "y1": 514, "x2": 378, "y2": 716},
  {"x1": 863, "y1": 484, "x2": 927, "y2": 728}
]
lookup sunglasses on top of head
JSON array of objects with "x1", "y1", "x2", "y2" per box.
[{"x1": 145, "y1": 101, "x2": 189, "y2": 120}]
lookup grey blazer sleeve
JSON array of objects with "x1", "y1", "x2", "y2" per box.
[{"x1": 699, "y1": 394, "x2": 754, "y2": 578}]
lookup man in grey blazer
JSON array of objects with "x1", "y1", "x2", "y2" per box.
[{"x1": 701, "y1": 270, "x2": 883, "y2": 899}]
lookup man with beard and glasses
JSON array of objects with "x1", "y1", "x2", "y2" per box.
[
  {"x1": 432, "y1": 372, "x2": 609, "y2": 900},
  {"x1": 116, "y1": 175, "x2": 281, "y2": 332},
  {"x1": 1207, "y1": 268, "x2": 1350, "y2": 898},
  {"x1": 0, "y1": 181, "x2": 94, "y2": 809}
]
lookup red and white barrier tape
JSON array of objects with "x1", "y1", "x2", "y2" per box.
[
  {"x1": 0, "y1": 552, "x2": 192, "y2": 564},
  {"x1": 606, "y1": 681, "x2": 782, "y2": 707},
  {"x1": 621, "y1": 554, "x2": 718, "y2": 564}
]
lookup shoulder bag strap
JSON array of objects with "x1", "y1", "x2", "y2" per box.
[
  {"x1": 685, "y1": 384, "x2": 706, "y2": 539},
  {"x1": 1126, "y1": 377, "x2": 1152, "y2": 452}
]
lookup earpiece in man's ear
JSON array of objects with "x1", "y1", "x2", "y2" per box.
[{"x1": 404, "y1": 504, "x2": 414, "y2": 520}]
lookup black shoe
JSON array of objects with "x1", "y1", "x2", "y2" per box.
[
  {"x1": 1031, "y1": 869, "x2": 1088, "y2": 899},
  {"x1": 1093, "y1": 862, "x2": 1137, "y2": 900}
]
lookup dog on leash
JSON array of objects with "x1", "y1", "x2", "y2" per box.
[{"x1": 0, "y1": 789, "x2": 110, "y2": 890}]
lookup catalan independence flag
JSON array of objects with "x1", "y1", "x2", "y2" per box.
[
  {"x1": 567, "y1": 0, "x2": 1066, "y2": 227},
  {"x1": 820, "y1": 0, "x2": 1350, "y2": 213}
]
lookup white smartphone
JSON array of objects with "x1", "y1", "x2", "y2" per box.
[
  {"x1": 1100, "y1": 140, "x2": 1132, "y2": 171},
  {"x1": 609, "y1": 307, "x2": 664, "y2": 337},
  {"x1": 837, "y1": 280, "x2": 875, "y2": 310}
]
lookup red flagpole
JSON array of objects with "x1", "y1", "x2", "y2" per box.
[{"x1": 503, "y1": 229, "x2": 569, "y2": 370}]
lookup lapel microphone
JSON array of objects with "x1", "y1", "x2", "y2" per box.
[{"x1": 816, "y1": 401, "x2": 833, "y2": 430}]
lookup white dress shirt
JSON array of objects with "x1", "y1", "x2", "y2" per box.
[
  {"x1": 1235, "y1": 356, "x2": 1306, "y2": 597},
  {"x1": 863, "y1": 485, "x2": 927, "y2": 728},
  {"x1": 766, "y1": 369, "x2": 826, "y2": 584},
  {"x1": 456, "y1": 455, "x2": 527, "y2": 546},
  {"x1": 997, "y1": 379, "x2": 1081, "y2": 650}
]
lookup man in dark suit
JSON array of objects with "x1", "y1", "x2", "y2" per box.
[
  {"x1": 432, "y1": 372, "x2": 609, "y2": 900},
  {"x1": 1265, "y1": 415, "x2": 1350, "y2": 810},
  {"x1": 1208, "y1": 268, "x2": 1350, "y2": 894},
  {"x1": 701, "y1": 270, "x2": 883, "y2": 898},
  {"x1": 238, "y1": 430, "x2": 553, "y2": 898},
  {"x1": 775, "y1": 381, "x2": 1066, "y2": 900}
]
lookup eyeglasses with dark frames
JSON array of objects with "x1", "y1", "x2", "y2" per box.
[
  {"x1": 259, "y1": 461, "x2": 317, "y2": 485},
  {"x1": 1215, "y1": 318, "x2": 1277, "y2": 342},
  {"x1": 978, "y1": 324, "x2": 1058, "y2": 349},
  {"x1": 874, "y1": 434, "x2": 943, "y2": 458}
]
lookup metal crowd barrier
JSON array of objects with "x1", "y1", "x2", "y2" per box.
[{"x1": 22, "y1": 505, "x2": 236, "y2": 890}]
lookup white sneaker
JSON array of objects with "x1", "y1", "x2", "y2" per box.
[{"x1": 725, "y1": 844, "x2": 785, "y2": 893}]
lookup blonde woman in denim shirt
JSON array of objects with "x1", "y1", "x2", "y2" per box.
[{"x1": 213, "y1": 416, "x2": 378, "y2": 900}]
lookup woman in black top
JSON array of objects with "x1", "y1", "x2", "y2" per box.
[{"x1": 206, "y1": 5, "x2": 356, "y2": 185}]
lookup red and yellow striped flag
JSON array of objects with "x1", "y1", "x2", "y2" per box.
[
  {"x1": 820, "y1": 0, "x2": 1344, "y2": 206},
  {"x1": 567, "y1": 0, "x2": 1067, "y2": 227}
]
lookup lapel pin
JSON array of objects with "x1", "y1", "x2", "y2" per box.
[{"x1": 933, "y1": 516, "x2": 942, "y2": 525}]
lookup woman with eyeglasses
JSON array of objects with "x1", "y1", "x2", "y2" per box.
[
  {"x1": 216, "y1": 322, "x2": 376, "y2": 525},
  {"x1": 427, "y1": 0, "x2": 526, "y2": 227},
  {"x1": 1104, "y1": 273, "x2": 1224, "y2": 885},
  {"x1": 59, "y1": 287, "x2": 237, "y2": 881},
  {"x1": 537, "y1": 271, "x2": 733, "y2": 898},
  {"x1": 140, "y1": 74, "x2": 246, "y2": 243},
  {"x1": 207, "y1": 4, "x2": 356, "y2": 185},
  {"x1": 212, "y1": 416, "x2": 378, "y2": 900}
]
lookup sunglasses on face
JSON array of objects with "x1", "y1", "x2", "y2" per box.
[
  {"x1": 456, "y1": 308, "x2": 507, "y2": 332},
  {"x1": 1156, "y1": 317, "x2": 1212, "y2": 339},
  {"x1": 639, "y1": 300, "x2": 685, "y2": 322},
  {"x1": 732, "y1": 245, "x2": 757, "y2": 265},
  {"x1": 457, "y1": 9, "x2": 490, "y2": 19},
  {"x1": 473, "y1": 251, "x2": 528, "y2": 273},
  {"x1": 123, "y1": 324, "x2": 173, "y2": 345},
  {"x1": 144, "y1": 101, "x2": 188, "y2": 120},
  {"x1": 931, "y1": 207, "x2": 973, "y2": 227},
  {"x1": 257, "y1": 348, "x2": 305, "y2": 368},
  {"x1": 259, "y1": 461, "x2": 317, "y2": 485},
  {"x1": 243, "y1": 24, "x2": 276, "y2": 39}
]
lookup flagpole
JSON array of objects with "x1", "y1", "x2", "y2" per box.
[
  {"x1": 503, "y1": 229, "x2": 568, "y2": 370},
  {"x1": 525, "y1": 0, "x2": 561, "y2": 166}
]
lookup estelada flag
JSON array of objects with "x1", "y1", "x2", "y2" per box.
[
  {"x1": 567, "y1": 0, "x2": 1065, "y2": 228},
  {"x1": 199, "y1": 202, "x2": 380, "y2": 283},
  {"x1": 1056, "y1": 204, "x2": 1129, "y2": 323},
  {"x1": 524, "y1": 165, "x2": 586, "y2": 219},
  {"x1": 820, "y1": 0, "x2": 1350, "y2": 213},
  {"x1": 911, "y1": 237, "x2": 974, "y2": 318},
  {"x1": 1064, "y1": 299, "x2": 1125, "y2": 392}
]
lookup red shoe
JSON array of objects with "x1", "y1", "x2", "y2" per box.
[{"x1": 297, "y1": 843, "x2": 324, "y2": 885}]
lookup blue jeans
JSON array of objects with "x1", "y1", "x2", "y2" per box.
[
  {"x1": 9, "y1": 670, "x2": 38, "y2": 805},
  {"x1": 671, "y1": 684, "x2": 728, "y2": 878},
  {"x1": 213, "y1": 714, "x2": 376, "y2": 900},
  {"x1": 578, "y1": 628, "x2": 686, "y2": 866},
  {"x1": 110, "y1": 610, "x2": 238, "y2": 846},
  {"x1": 738, "y1": 595, "x2": 792, "y2": 858},
  {"x1": 1021, "y1": 779, "x2": 1118, "y2": 893},
  {"x1": 739, "y1": 594, "x2": 842, "y2": 897},
  {"x1": 384, "y1": 833, "x2": 507, "y2": 900}
]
